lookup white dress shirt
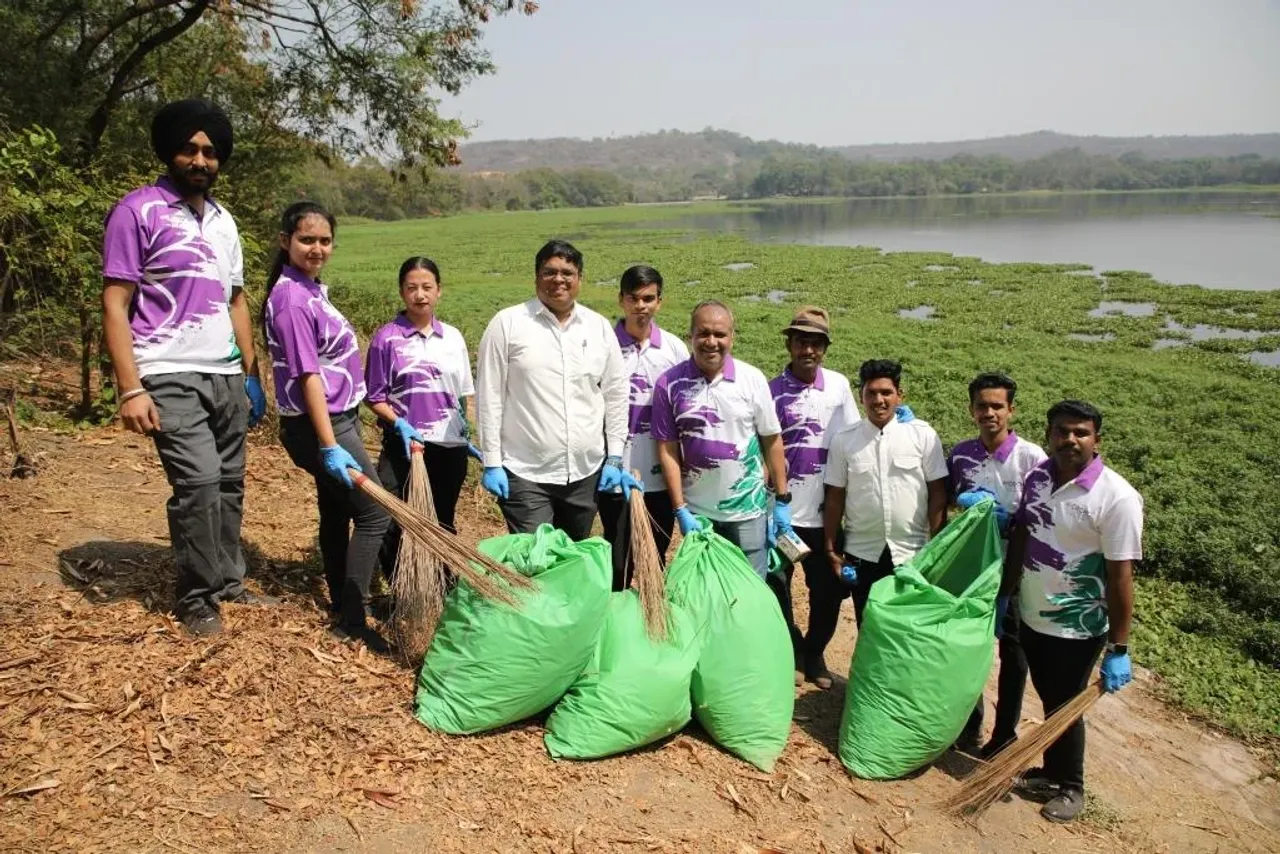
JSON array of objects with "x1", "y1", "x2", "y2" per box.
[
  {"x1": 476, "y1": 298, "x2": 628, "y2": 484},
  {"x1": 824, "y1": 418, "x2": 948, "y2": 564}
]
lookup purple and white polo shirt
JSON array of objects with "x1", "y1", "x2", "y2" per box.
[
  {"x1": 947, "y1": 431, "x2": 1047, "y2": 524},
  {"x1": 650, "y1": 356, "x2": 781, "y2": 522},
  {"x1": 769, "y1": 366, "x2": 860, "y2": 529},
  {"x1": 102, "y1": 176, "x2": 244, "y2": 377},
  {"x1": 1016, "y1": 455, "x2": 1144, "y2": 640},
  {"x1": 365, "y1": 314, "x2": 475, "y2": 446},
  {"x1": 616, "y1": 321, "x2": 690, "y2": 488},
  {"x1": 264, "y1": 265, "x2": 366, "y2": 416}
]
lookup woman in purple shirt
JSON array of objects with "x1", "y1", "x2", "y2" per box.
[
  {"x1": 364, "y1": 256, "x2": 479, "y2": 569},
  {"x1": 262, "y1": 201, "x2": 391, "y2": 653}
]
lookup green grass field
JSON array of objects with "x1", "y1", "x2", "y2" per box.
[{"x1": 325, "y1": 202, "x2": 1280, "y2": 744}]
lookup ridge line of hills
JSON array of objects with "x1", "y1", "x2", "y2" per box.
[{"x1": 456, "y1": 128, "x2": 1280, "y2": 174}]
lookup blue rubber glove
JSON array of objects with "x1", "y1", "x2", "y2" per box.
[
  {"x1": 895, "y1": 404, "x2": 914, "y2": 423},
  {"x1": 839, "y1": 563, "x2": 858, "y2": 586},
  {"x1": 772, "y1": 500, "x2": 792, "y2": 535},
  {"x1": 675, "y1": 506, "x2": 701, "y2": 535},
  {"x1": 320, "y1": 445, "x2": 361, "y2": 489},
  {"x1": 245, "y1": 376, "x2": 267, "y2": 427},
  {"x1": 956, "y1": 487, "x2": 997, "y2": 510},
  {"x1": 481, "y1": 466, "x2": 509, "y2": 500},
  {"x1": 767, "y1": 516, "x2": 778, "y2": 547},
  {"x1": 995, "y1": 595, "x2": 1010, "y2": 638},
  {"x1": 467, "y1": 443, "x2": 483, "y2": 462},
  {"x1": 1100, "y1": 650, "x2": 1132, "y2": 693},
  {"x1": 392, "y1": 417, "x2": 425, "y2": 458}
]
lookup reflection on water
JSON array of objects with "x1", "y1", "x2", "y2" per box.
[
  {"x1": 646, "y1": 192, "x2": 1280, "y2": 291},
  {"x1": 1089, "y1": 301, "x2": 1158, "y2": 318},
  {"x1": 899, "y1": 305, "x2": 937, "y2": 321},
  {"x1": 1246, "y1": 351, "x2": 1280, "y2": 367},
  {"x1": 1068, "y1": 333, "x2": 1116, "y2": 343},
  {"x1": 722, "y1": 262, "x2": 755, "y2": 271}
]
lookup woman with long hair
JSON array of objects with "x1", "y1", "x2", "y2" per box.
[
  {"x1": 262, "y1": 201, "x2": 391, "y2": 652},
  {"x1": 365, "y1": 256, "x2": 479, "y2": 568}
]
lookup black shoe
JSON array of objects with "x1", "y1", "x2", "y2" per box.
[
  {"x1": 1015, "y1": 767, "x2": 1061, "y2": 802},
  {"x1": 1041, "y1": 788, "x2": 1085, "y2": 823},
  {"x1": 223, "y1": 590, "x2": 281, "y2": 606},
  {"x1": 803, "y1": 656, "x2": 834, "y2": 690},
  {"x1": 330, "y1": 623, "x2": 391, "y2": 655},
  {"x1": 369, "y1": 595, "x2": 394, "y2": 623},
  {"x1": 180, "y1": 606, "x2": 223, "y2": 637},
  {"x1": 979, "y1": 736, "x2": 1015, "y2": 760},
  {"x1": 953, "y1": 733, "x2": 983, "y2": 756}
]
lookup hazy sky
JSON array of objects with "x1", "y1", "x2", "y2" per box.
[{"x1": 442, "y1": 0, "x2": 1280, "y2": 145}]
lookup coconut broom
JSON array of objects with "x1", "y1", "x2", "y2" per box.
[
  {"x1": 387, "y1": 443, "x2": 448, "y2": 663},
  {"x1": 627, "y1": 474, "x2": 669, "y2": 642},
  {"x1": 348, "y1": 467, "x2": 534, "y2": 610},
  {"x1": 940, "y1": 680, "x2": 1107, "y2": 817}
]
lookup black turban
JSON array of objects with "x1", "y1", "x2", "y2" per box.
[{"x1": 150, "y1": 99, "x2": 234, "y2": 165}]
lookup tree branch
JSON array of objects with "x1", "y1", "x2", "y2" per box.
[
  {"x1": 80, "y1": 0, "x2": 214, "y2": 161},
  {"x1": 75, "y1": 0, "x2": 188, "y2": 67}
]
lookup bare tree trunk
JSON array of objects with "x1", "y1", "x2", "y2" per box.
[{"x1": 78, "y1": 302, "x2": 94, "y2": 415}]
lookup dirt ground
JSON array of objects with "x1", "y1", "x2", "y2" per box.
[{"x1": 2, "y1": 372, "x2": 1278, "y2": 853}]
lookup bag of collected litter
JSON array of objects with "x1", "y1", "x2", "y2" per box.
[
  {"x1": 665, "y1": 524, "x2": 794, "y2": 771},
  {"x1": 838, "y1": 501, "x2": 1002, "y2": 779},
  {"x1": 415, "y1": 524, "x2": 611, "y2": 734},
  {"x1": 543, "y1": 590, "x2": 700, "y2": 759}
]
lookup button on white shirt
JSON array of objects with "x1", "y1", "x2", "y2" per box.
[
  {"x1": 476, "y1": 298, "x2": 628, "y2": 484},
  {"x1": 824, "y1": 418, "x2": 948, "y2": 564}
]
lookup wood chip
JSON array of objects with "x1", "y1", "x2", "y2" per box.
[
  {"x1": 4, "y1": 778, "x2": 60, "y2": 797},
  {"x1": 0, "y1": 654, "x2": 40, "y2": 671},
  {"x1": 720, "y1": 782, "x2": 755, "y2": 818}
]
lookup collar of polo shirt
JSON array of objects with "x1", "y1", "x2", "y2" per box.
[
  {"x1": 615, "y1": 320, "x2": 665, "y2": 348},
  {"x1": 155, "y1": 174, "x2": 223, "y2": 215},
  {"x1": 1049, "y1": 453, "x2": 1105, "y2": 491},
  {"x1": 990, "y1": 430, "x2": 1020, "y2": 462},
  {"x1": 783, "y1": 365, "x2": 824, "y2": 390},
  {"x1": 394, "y1": 312, "x2": 443, "y2": 338}
]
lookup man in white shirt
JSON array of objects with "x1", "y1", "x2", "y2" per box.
[
  {"x1": 475, "y1": 240, "x2": 636, "y2": 540},
  {"x1": 823, "y1": 359, "x2": 948, "y2": 624},
  {"x1": 949, "y1": 372, "x2": 1047, "y2": 756},
  {"x1": 652, "y1": 301, "x2": 791, "y2": 579},
  {"x1": 1004, "y1": 400, "x2": 1142, "y2": 824},
  {"x1": 598, "y1": 265, "x2": 689, "y2": 590},
  {"x1": 769, "y1": 307, "x2": 861, "y2": 689}
]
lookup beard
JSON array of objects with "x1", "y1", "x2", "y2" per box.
[{"x1": 169, "y1": 165, "x2": 218, "y2": 196}]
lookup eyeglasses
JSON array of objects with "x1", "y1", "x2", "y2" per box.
[{"x1": 539, "y1": 267, "x2": 579, "y2": 282}]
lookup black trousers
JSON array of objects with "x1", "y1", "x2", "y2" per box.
[
  {"x1": 961, "y1": 594, "x2": 1030, "y2": 749},
  {"x1": 598, "y1": 489, "x2": 675, "y2": 591},
  {"x1": 849, "y1": 545, "x2": 897, "y2": 626},
  {"x1": 280, "y1": 410, "x2": 390, "y2": 627},
  {"x1": 1020, "y1": 623, "x2": 1105, "y2": 792},
  {"x1": 500, "y1": 469, "x2": 599, "y2": 541},
  {"x1": 376, "y1": 438, "x2": 470, "y2": 578},
  {"x1": 767, "y1": 526, "x2": 821, "y2": 663}
]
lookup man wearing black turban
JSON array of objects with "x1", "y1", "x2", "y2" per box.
[{"x1": 101, "y1": 99, "x2": 272, "y2": 636}]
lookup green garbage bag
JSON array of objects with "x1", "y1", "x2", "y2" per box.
[
  {"x1": 543, "y1": 591, "x2": 700, "y2": 759},
  {"x1": 666, "y1": 524, "x2": 795, "y2": 771},
  {"x1": 838, "y1": 502, "x2": 1002, "y2": 779},
  {"x1": 415, "y1": 524, "x2": 611, "y2": 734}
]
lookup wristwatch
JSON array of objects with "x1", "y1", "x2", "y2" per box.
[
  {"x1": 1106, "y1": 642, "x2": 1128, "y2": 655},
  {"x1": 774, "y1": 492, "x2": 793, "y2": 504}
]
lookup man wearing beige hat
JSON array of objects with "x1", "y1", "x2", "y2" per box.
[{"x1": 769, "y1": 307, "x2": 862, "y2": 688}]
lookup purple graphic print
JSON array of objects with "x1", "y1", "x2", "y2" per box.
[
  {"x1": 265, "y1": 268, "x2": 365, "y2": 415},
  {"x1": 947, "y1": 439, "x2": 986, "y2": 494},
  {"x1": 674, "y1": 403, "x2": 740, "y2": 474},
  {"x1": 1020, "y1": 463, "x2": 1067, "y2": 572},
  {"x1": 628, "y1": 373, "x2": 654, "y2": 437}
]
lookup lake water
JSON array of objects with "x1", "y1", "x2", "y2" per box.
[{"x1": 658, "y1": 192, "x2": 1280, "y2": 291}]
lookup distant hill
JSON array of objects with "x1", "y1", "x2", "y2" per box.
[
  {"x1": 833, "y1": 130, "x2": 1280, "y2": 162},
  {"x1": 456, "y1": 128, "x2": 1280, "y2": 174}
]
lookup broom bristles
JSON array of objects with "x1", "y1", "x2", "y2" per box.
[
  {"x1": 389, "y1": 444, "x2": 448, "y2": 663},
  {"x1": 627, "y1": 477, "x2": 668, "y2": 642},
  {"x1": 350, "y1": 467, "x2": 535, "y2": 611},
  {"x1": 940, "y1": 680, "x2": 1106, "y2": 817}
]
